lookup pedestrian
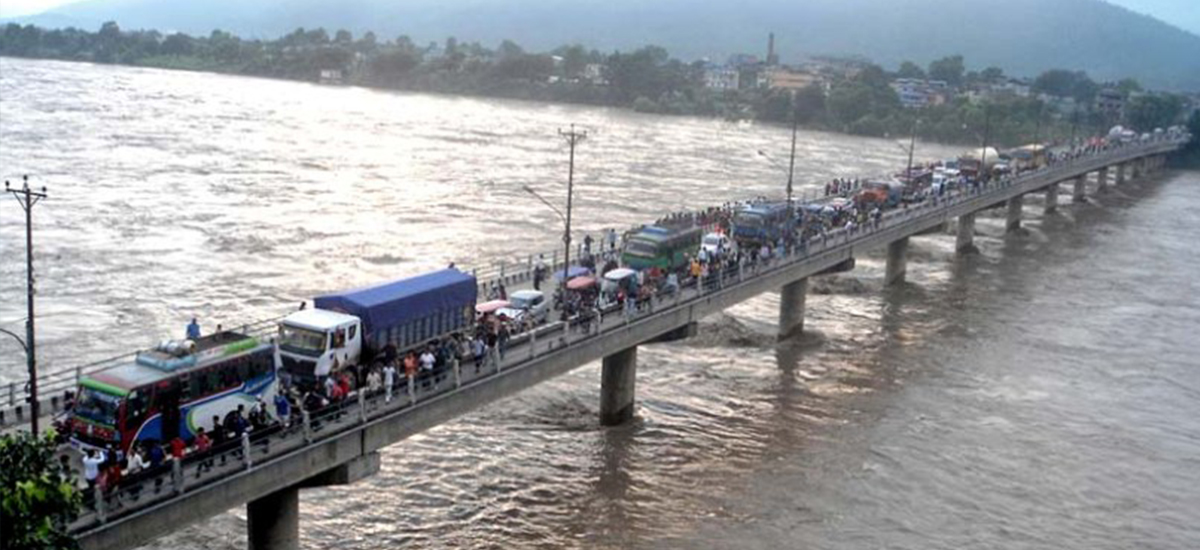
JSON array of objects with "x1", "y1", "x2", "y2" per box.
[
  {"x1": 486, "y1": 329, "x2": 500, "y2": 371},
  {"x1": 194, "y1": 427, "x2": 213, "y2": 476},
  {"x1": 186, "y1": 317, "x2": 201, "y2": 340},
  {"x1": 383, "y1": 362, "x2": 396, "y2": 403},
  {"x1": 147, "y1": 442, "x2": 166, "y2": 493},
  {"x1": 472, "y1": 334, "x2": 486, "y2": 373},
  {"x1": 419, "y1": 346, "x2": 436, "y2": 388},
  {"x1": 83, "y1": 449, "x2": 105, "y2": 494},
  {"x1": 274, "y1": 392, "x2": 291, "y2": 428}
]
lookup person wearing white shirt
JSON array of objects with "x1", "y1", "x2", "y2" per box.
[{"x1": 82, "y1": 449, "x2": 106, "y2": 492}]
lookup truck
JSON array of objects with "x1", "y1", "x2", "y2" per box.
[{"x1": 277, "y1": 268, "x2": 478, "y2": 385}]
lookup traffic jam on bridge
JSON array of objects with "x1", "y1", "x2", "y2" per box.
[{"x1": 6, "y1": 126, "x2": 1189, "y2": 536}]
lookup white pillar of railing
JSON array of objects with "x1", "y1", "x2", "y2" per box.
[
  {"x1": 94, "y1": 485, "x2": 107, "y2": 523},
  {"x1": 241, "y1": 432, "x2": 252, "y2": 470},
  {"x1": 172, "y1": 459, "x2": 183, "y2": 495},
  {"x1": 529, "y1": 329, "x2": 537, "y2": 361},
  {"x1": 358, "y1": 390, "x2": 367, "y2": 424},
  {"x1": 301, "y1": 409, "x2": 312, "y2": 443},
  {"x1": 7, "y1": 383, "x2": 13, "y2": 407}
]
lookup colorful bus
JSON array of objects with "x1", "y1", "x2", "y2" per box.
[
  {"x1": 621, "y1": 225, "x2": 702, "y2": 271},
  {"x1": 63, "y1": 331, "x2": 278, "y2": 452}
]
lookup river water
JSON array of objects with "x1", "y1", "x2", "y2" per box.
[{"x1": 2, "y1": 57, "x2": 1199, "y2": 549}]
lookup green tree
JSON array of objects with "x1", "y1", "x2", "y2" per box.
[
  {"x1": 896, "y1": 60, "x2": 924, "y2": 79},
  {"x1": 1116, "y1": 77, "x2": 1142, "y2": 97},
  {"x1": 0, "y1": 430, "x2": 82, "y2": 549},
  {"x1": 927, "y1": 55, "x2": 965, "y2": 85},
  {"x1": 1032, "y1": 69, "x2": 1097, "y2": 102},
  {"x1": 1125, "y1": 94, "x2": 1183, "y2": 131},
  {"x1": 981, "y1": 66, "x2": 1005, "y2": 82}
]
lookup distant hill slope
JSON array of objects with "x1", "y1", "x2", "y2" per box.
[{"x1": 8, "y1": 0, "x2": 1200, "y2": 90}]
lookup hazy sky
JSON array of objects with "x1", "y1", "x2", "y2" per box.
[{"x1": 1, "y1": 0, "x2": 1198, "y2": 36}]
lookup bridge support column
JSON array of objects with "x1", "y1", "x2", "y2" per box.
[
  {"x1": 1006, "y1": 194, "x2": 1023, "y2": 232},
  {"x1": 778, "y1": 278, "x2": 808, "y2": 339},
  {"x1": 1044, "y1": 184, "x2": 1058, "y2": 215},
  {"x1": 1097, "y1": 167, "x2": 1109, "y2": 194},
  {"x1": 248, "y1": 486, "x2": 300, "y2": 550},
  {"x1": 600, "y1": 346, "x2": 637, "y2": 426},
  {"x1": 885, "y1": 237, "x2": 909, "y2": 286},
  {"x1": 1073, "y1": 174, "x2": 1086, "y2": 202},
  {"x1": 1116, "y1": 163, "x2": 1126, "y2": 185},
  {"x1": 956, "y1": 212, "x2": 976, "y2": 254}
]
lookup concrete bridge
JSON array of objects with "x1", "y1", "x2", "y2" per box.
[{"x1": 11, "y1": 138, "x2": 1188, "y2": 550}]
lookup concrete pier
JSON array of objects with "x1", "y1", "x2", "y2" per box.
[
  {"x1": 1006, "y1": 194, "x2": 1023, "y2": 232},
  {"x1": 1073, "y1": 174, "x2": 1087, "y2": 202},
  {"x1": 1097, "y1": 167, "x2": 1109, "y2": 194},
  {"x1": 600, "y1": 346, "x2": 638, "y2": 426},
  {"x1": 956, "y1": 212, "x2": 976, "y2": 253},
  {"x1": 248, "y1": 486, "x2": 299, "y2": 550},
  {"x1": 778, "y1": 278, "x2": 808, "y2": 339},
  {"x1": 885, "y1": 237, "x2": 909, "y2": 285},
  {"x1": 1044, "y1": 184, "x2": 1058, "y2": 214},
  {"x1": 1116, "y1": 163, "x2": 1126, "y2": 185}
]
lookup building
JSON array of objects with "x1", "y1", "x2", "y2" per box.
[
  {"x1": 703, "y1": 65, "x2": 740, "y2": 90},
  {"x1": 889, "y1": 78, "x2": 949, "y2": 108},
  {"x1": 766, "y1": 32, "x2": 779, "y2": 66},
  {"x1": 760, "y1": 66, "x2": 821, "y2": 91},
  {"x1": 582, "y1": 63, "x2": 607, "y2": 86},
  {"x1": 1095, "y1": 88, "x2": 1125, "y2": 120}
]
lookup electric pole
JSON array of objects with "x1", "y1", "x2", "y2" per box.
[
  {"x1": 558, "y1": 125, "x2": 586, "y2": 321},
  {"x1": 5, "y1": 175, "x2": 47, "y2": 435},
  {"x1": 980, "y1": 104, "x2": 993, "y2": 183},
  {"x1": 786, "y1": 91, "x2": 798, "y2": 225},
  {"x1": 906, "y1": 118, "x2": 920, "y2": 185}
]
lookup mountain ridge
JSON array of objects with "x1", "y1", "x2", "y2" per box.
[{"x1": 7, "y1": 0, "x2": 1200, "y2": 90}]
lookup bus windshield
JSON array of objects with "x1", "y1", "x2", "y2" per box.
[
  {"x1": 279, "y1": 324, "x2": 327, "y2": 357},
  {"x1": 735, "y1": 212, "x2": 765, "y2": 226},
  {"x1": 625, "y1": 239, "x2": 659, "y2": 257},
  {"x1": 74, "y1": 387, "x2": 122, "y2": 426}
]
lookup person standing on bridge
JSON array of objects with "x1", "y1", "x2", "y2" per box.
[
  {"x1": 383, "y1": 361, "x2": 397, "y2": 403},
  {"x1": 82, "y1": 448, "x2": 105, "y2": 494}
]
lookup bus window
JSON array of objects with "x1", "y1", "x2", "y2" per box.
[
  {"x1": 125, "y1": 390, "x2": 148, "y2": 430},
  {"x1": 236, "y1": 357, "x2": 250, "y2": 380},
  {"x1": 207, "y1": 368, "x2": 222, "y2": 393}
]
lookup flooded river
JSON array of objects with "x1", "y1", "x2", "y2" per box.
[{"x1": 2, "y1": 57, "x2": 1198, "y2": 549}]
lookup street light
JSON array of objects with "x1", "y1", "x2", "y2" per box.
[
  {"x1": 523, "y1": 125, "x2": 587, "y2": 322},
  {"x1": 4, "y1": 175, "x2": 48, "y2": 435}
]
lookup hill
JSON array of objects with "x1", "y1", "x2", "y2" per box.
[{"x1": 8, "y1": 0, "x2": 1200, "y2": 90}]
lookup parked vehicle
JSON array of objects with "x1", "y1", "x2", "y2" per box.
[
  {"x1": 497, "y1": 289, "x2": 550, "y2": 326},
  {"x1": 621, "y1": 225, "x2": 702, "y2": 271},
  {"x1": 699, "y1": 232, "x2": 735, "y2": 258},
  {"x1": 277, "y1": 268, "x2": 477, "y2": 385},
  {"x1": 64, "y1": 331, "x2": 277, "y2": 453},
  {"x1": 732, "y1": 203, "x2": 794, "y2": 246}
]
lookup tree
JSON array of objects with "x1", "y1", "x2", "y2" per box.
[
  {"x1": 927, "y1": 55, "x2": 964, "y2": 85},
  {"x1": 555, "y1": 44, "x2": 588, "y2": 77},
  {"x1": 496, "y1": 39, "x2": 523, "y2": 60},
  {"x1": 333, "y1": 29, "x2": 352, "y2": 44},
  {"x1": 1116, "y1": 77, "x2": 1142, "y2": 97},
  {"x1": 1032, "y1": 69, "x2": 1097, "y2": 102},
  {"x1": 981, "y1": 66, "x2": 1005, "y2": 82},
  {"x1": 0, "y1": 430, "x2": 82, "y2": 549},
  {"x1": 161, "y1": 32, "x2": 193, "y2": 56},
  {"x1": 1125, "y1": 94, "x2": 1183, "y2": 131},
  {"x1": 896, "y1": 60, "x2": 925, "y2": 79}
]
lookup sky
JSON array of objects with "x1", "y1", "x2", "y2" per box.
[{"x1": 1, "y1": 0, "x2": 1198, "y2": 36}]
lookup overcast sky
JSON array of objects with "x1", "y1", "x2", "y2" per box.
[{"x1": 2, "y1": 0, "x2": 1198, "y2": 36}]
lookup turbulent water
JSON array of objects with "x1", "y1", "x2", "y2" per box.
[{"x1": 2, "y1": 57, "x2": 1199, "y2": 550}]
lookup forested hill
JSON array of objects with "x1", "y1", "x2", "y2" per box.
[{"x1": 9, "y1": 0, "x2": 1200, "y2": 90}]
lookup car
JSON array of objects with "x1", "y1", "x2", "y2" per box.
[
  {"x1": 699, "y1": 232, "x2": 734, "y2": 258},
  {"x1": 499, "y1": 289, "x2": 550, "y2": 325}
]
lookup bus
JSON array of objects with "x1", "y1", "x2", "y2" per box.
[
  {"x1": 621, "y1": 225, "x2": 702, "y2": 271},
  {"x1": 732, "y1": 203, "x2": 795, "y2": 246},
  {"x1": 63, "y1": 331, "x2": 278, "y2": 453}
]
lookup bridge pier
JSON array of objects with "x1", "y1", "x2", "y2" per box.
[
  {"x1": 885, "y1": 237, "x2": 909, "y2": 285},
  {"x1": 1097, "y1": 167, "x2": 1109, "y2": 194},
  {"x1": 778, "y1": 278, "x2": 808, "y2": 339},
  {"x1": 600, "y1": 346, "x2": 637, "y2": 426},
  {"x1": 1006, "y1": 194, "x2": 1023, "y2": 232},
  {"x1": 1073, "y1": 174, "x2": 1086, "y2": 202},
  {"x1": 1116, "y1": 163, "x2": 1126, "y2": 185},
  {"x1": 248, "y1": 486, "x2": 299, "y2": 550},
  {"x1": 1044, "y1": 184, "x2": 1058, "y2": 214},
  {"x1": 956, "y1": 212, "x2": 976, "y2": 254}
]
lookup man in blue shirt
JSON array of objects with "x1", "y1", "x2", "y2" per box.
[{"x1": 186, "y1": 318, "x2": 201, "y2": 340}]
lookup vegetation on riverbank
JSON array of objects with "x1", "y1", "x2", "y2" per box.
[{"x1": 0, "y1": 22, "x2": 1191, "y2": 149}]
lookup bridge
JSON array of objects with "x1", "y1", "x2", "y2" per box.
[{"x1": 4, "y1": 137, "x2": 1187, "y2": 550}]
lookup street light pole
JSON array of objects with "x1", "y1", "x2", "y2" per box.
[
  {"x1": 5, "y1": 175, "x2": 48, "y2": 435},
  {"x1": 558, "y1": 125, "x2": 587, "y2": 321},
  {"x1": 979, "y1": 104, "x2": 993, "y2": 183},
  {"x1": 786, "y1": 91, "x2": 798, "y2": 221},
  {"x1": 905, "y1": 118, "x2": 920, "y2": 184}
]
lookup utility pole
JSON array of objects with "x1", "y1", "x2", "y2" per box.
[
  {"x1": 979, "y1": 104, "x2": 993, "y2": 183},
  {"x1": 905, "y1": 118, "x2": 920, "y2": 184},
  {"x1": 5, "y1": 175, "x2": 47, "y2": 435},
  {"x1": 1070, "y1": 108, "x2": 1079, "y2": 149},
  {"x1": 558, "y1": 125, "x2": 586, "y2": 321},
  {"x1": 786, "y1": 91, "x2": 798, "y2": 224}
]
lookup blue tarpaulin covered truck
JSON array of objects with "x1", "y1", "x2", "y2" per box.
[{"x1": 277, "y1": 269, "x2": 477, "y2": 382}]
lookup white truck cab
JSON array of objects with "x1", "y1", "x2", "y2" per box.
[{"x1": 277, "y1": 308, "x2": 362, "y2": 382}]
